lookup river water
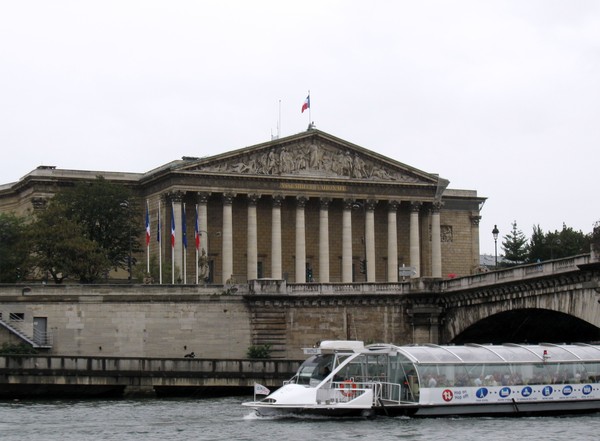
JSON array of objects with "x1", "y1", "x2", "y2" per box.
[{"x1": 1, "y1": 397, "x2": 599, "y2": 441}]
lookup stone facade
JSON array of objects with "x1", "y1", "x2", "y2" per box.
[{"x1": 0, "y1": 129, "x2": 486, "y2": 285}]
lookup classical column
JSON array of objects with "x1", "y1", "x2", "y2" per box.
[
  {"x1": 410, "y1": 201, "x2": 422, "y2": 278},
  {"x1": 319, "y1": 198, "x2": 331, "y2": 283},
  {"x1": 197, "y1": 192, "x2": 209, "y2": 256},
  {"x1": 271, "y1": 195, "x2": 283, "y2": 279},
  {"x1": 387, "y1": 200, "x2": 399, "y2": 282},
  {"x1": 431, "y1": 201, "x2": 443, "y2": 278},
  {"x1": 222, "y1": 193, "x2": 234, "y2": 284},
  {"x1": 365, "y1": 199, "x2": 376, "y2": 282},
  {"x1": 247, "y1": 194, "x2": 259, "y2": 280},
  {"x1": 169, "y1": 191, "x2": 184, "y2": 284},
  {"x1": 295, "y1": 196, "x2": 307, "y2": 283},
  {"x1": 342, "y1": 199, "x2": 354, "y2": 283}
]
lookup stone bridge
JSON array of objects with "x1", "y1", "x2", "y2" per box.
[
  {"x1": 1, "y1": 255, "x2": 599, "y2": 359},
  {"x1": 244, "y1": 254, "x2": 600, "y2": 347}
]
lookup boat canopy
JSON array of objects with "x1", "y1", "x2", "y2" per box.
[{"x1": 391, "y1": 343, "x2": 600, "y2": 364}]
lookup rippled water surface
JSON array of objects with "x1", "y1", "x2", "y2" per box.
[{"x1": 1, "y1": 397, "x2": 599, "y2": 441}]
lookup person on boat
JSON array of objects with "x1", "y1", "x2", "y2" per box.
[{"x1": 427, "y1": 375, "x2": 437, "y2": 388}]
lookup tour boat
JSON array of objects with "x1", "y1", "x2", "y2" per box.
[{"x1": 243, "y1": 340, "x2": 600, "y2": 417}]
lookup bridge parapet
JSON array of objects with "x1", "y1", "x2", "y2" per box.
[{"x1": 442, "y1": 254, "x2": 593, "y2": 292}]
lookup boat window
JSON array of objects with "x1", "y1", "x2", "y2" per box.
[{"x1": 295, "y1": 354, "x2": 335, "y2": 385}]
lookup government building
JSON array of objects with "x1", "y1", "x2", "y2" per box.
[{"x1": 0, "y1": 128, "x2": 486, "y2": 285}]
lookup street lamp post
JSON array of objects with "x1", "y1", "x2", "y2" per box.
[{"x1": 492, "y1": 224, "x2": 499, "y2": 270}]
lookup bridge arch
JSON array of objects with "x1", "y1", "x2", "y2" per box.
[{"x1": 448, "y1": 308, "x2": 600, "y2": 344}]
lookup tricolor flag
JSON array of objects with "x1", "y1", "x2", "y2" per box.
[
  {"x1": 254, "y1": 383, "x2": 270, "y2": 396},
  {"x1": 170, "y1": 203, "x2": 176, "y2": 248},
  {"x1": 301, "y1": 94, "x2": 310, "y2": 113},
  {"x1": 182, "y1": 203, "x2": 187, "y2": 249},
  {"x1": 145, "y1": 201, "x2": 151, "y2": 246},
  {"x1": 194, "y1": 205, "x2": 200, "y2": 250}
]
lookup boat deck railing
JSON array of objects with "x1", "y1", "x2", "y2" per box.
[{"x1": 314, "y1": 380, "x2": 405, "y2": 406}]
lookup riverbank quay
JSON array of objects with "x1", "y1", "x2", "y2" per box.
[{"x1": 0, "y1": 355, "x2": 301, "y2": 399}]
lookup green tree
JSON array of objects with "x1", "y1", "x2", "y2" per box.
[
  {"x1": 501, "y1": 221, "x2": 528, "y2": 265},
  {"x1": 28, "y1": 204, "x2": 110, "y2": 283},
  {"x1": 590, "y1": 221, "x2": 600, "y2": 255},
  {"x1": 528, "y1": 223, "x2": 587, "y2": 262},
  {"x1": 28, "y1": 177, "x2": 142, "y2": 283},
  {"x1": 0, "y1": 213, "x2": 30, "y2": 282}
]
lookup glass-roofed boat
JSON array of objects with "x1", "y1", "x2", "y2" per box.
[{"x1": 243, "y1": 340, "x2": 600, "y2": 417}]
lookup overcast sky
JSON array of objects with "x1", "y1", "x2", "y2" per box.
[{"x1": 1, "y1": 1, "x2": 598, "y2": 255}]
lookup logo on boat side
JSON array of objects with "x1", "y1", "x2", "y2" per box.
[
  {"x1": 521, "y1": 386, "x2": 532, "y2": 397},
  {"x1": 582, "y1": 385, "x2": 593, "y2": 395},
  {"x1": 442, "y1": 389, "x2": 454, "y2": 402},
  {"x1": 542, "y1": 386, "x2": 553, "y2": 397},
  {"x1": 562, "y1": 386, "x2": 573, "y2": 396},
  {"x1": 499, "y1": 387, "x2": 511, "y2": 398},
  {"x1": 476, "y1": 388, "x2": 488, "y2": 399}
]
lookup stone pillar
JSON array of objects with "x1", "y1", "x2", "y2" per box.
[
  {"x1": 222, "y1": 193, "x2": 234, "y2": 284},
  {"x1": 319, "y1": 198, "x2": 331, "y2": 283},
  {"x1": 169, "y1": 191, "x2": 184, "y2": 284},
  {"x1": 271, "y1": 195, "x2": 283, "y2": 279},
  {"x1": 342, "y1": 199, "x2": 353, "y2": 283},
  {"x1": 471, "y1": 215, "x2": 482, "y2": 273},
  {"x1": 387, "y1": 200, "x2": 399, "y2": 282},
  {"x1": 365, "y1": 199, "x2": 376, "y2": 282},
  {"x1": 197, "y1": 193, "x2": 209, "y2": 256},
  {"x1": 295, "y1": 196, "x2": 307, "y2": 283},
  {"x1": 431, "y1": 201, "x2": 443, "y2": 278},
  {"x1": 247, "y1": 194, "x2": 259, "y2": 280},
  {"x1": 410, "y1": 201, "x2": 422, "y2": 278}
]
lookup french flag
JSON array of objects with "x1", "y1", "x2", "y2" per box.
[
  {"x1": 170, "y1": 203, "x2": 176, "y2": 248},
  {"x1": 301, "y1": 94, "x2": 310, "y2": 113},
  {"x1": 145, "y1": 201, "x2": 151, "y2": 246},
  {"x1": 194, "y1": 205, "x2": 200, "y2": 250}
]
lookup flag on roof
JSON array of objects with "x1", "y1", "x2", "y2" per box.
[{"x1": 301, "y1": 94, "x2": 310, "y2": 113}]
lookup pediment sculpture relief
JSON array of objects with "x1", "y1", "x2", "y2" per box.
[{"x1": 198, "y1": 141, "x2": 421, "y2": 183}]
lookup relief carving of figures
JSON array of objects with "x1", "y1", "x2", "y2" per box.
[{"x1": 199, "y1": 140, "x2": 421, "y2": 183}]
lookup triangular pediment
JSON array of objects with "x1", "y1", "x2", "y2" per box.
[{"x1": 177, "y1": 130, "x2": 441, "y2": 185}]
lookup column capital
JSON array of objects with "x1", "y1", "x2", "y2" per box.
[
  {"x1": 196, "y1": 192, "x2": 210, "y2": 204},
  {"x1": 387, "y1": 200, "x2": 400, "y2": 211},
  {"x1": 471, "y1": 215, "x2": 482, "y2": 226},
  {"x1": 296, "y1": 195, "x2": 308, "y2": 208},
  {"x1": 272, "y1": 194, "x2": 284, "y2": 207},
  {"x1": 365, "y1": 199, "x2": 377, "y2": 211},
  {"x1": 223, "y1": 193, "x2": 236, "y2": 205},
  {"x1": 410, "y1": 201, "x2": 422, "y2": 212},
  {"x1": 168, "y1": 190, "x2": 185, "y2": 203},
  {"x1": 430, "y1": 200, "x2": 444, "y2": 213},
  {"x1": 247, "y1": 193, "x2": 260, "y2": 206},
  {"x1": 343, "y1": 198, "x2": 355, "y2": 210},
  {"x1": 320, "y1": 197, "x2": 332, "y2": 209}
]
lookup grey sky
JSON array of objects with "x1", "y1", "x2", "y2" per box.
[{"x1": 1, "y1": 1, "x2": 598, "y2": 255}]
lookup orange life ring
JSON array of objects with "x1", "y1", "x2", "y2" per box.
[{"x1": 340, "y1": 380, "x2": 357, "y2": 397}]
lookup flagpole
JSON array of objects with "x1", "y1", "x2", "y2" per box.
[
  {"x1": 183, "y1": 202, "x2": 187, "y2": 285},
  {"x1": 146, "y1": 200, "x2": 150, "y2": 274},
  {"x1": 195, "y1": 204, "x2": 199, "y2": 285},
  {"x1": 158, "y1": 200, "x2": 163, "y2": 284},
  {"x1": 308, "y1": 90, "x2": 311, "y2": 124},
  {"x1": 171, "y1": 201, "x2": 175, "y2": 285}
]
